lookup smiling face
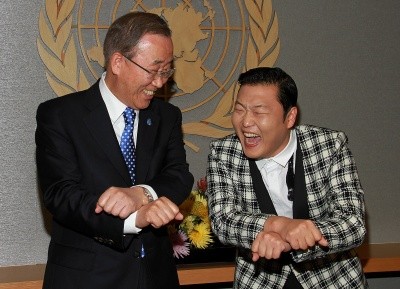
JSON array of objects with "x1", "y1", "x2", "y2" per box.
[
  {"x1": 105, "y1": 33, "x2": 174, "y2": 109},
  {"x1": 231, "y1": 84, "x2": 297, "y2": 160}
]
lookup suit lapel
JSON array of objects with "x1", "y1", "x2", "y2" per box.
[
  {"x1": 135, "y1": 107, "x2": 159, "y2": 183},
  {"x1": 292, "y1": 141, "x2": 310, "y2": 219},
  {"x1": 249, "y1": 159, "x2": 277, "y2": 214},
  {"x1": 248, "y1": 139, "x2": 310, "y2": 219},
  {"x1": 83, "y1": 84, "x2": 132, "y2": 185}
]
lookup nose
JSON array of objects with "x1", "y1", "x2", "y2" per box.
[
  {"x1": 152, "y1": 76, "x2": 166, "y2": 89},
  {"x1": 242, "y1": 111, "x2": 255, "y2": 127}
]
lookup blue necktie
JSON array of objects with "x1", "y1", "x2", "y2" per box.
[
  {"x1": 120, "y1": 107, "x2": 136, "y2": 184},
  {"x1": 121, "y1": 108, "x2": 146, "y2": 257}
]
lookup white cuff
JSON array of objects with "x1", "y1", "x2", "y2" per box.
[
  {"x1": 123, "y1": 211, "x2": 141, "y2": 234},
  {"x1": 122, "y1": 185, "x2": 158, "y2": 234}
]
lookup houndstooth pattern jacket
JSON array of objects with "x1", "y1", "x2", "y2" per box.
[{"x1": 206, "y1": 124, "x2": 368, "y2": 288}]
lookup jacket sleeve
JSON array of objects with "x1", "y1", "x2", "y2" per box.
[
  {"x1": 140, "y1": 104, "x2": 194, "y2": 206},
  {"x1": 36, "y1": 100, "x2": 127, "y2": 249},
  {"x1": 206, "y1": 139, "x2": 268, "y2": 250},
  {"x1": 291, "y1": 131, "x2": 366, "y2": 262}
]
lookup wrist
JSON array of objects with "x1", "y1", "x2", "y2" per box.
[
  {"x1": 142, "y1": 187, "x2": 154, "y2": 205},
  {"x1": 264, "y1": 216, "x2": 281, "y2": 232}
]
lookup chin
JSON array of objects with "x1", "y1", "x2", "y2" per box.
[
  {"x1": 242, "y1": 148, "x2": 262, "y2": 160},
  {"x1": 137, "y1": 100, "x2": 152, "y2": 110}
]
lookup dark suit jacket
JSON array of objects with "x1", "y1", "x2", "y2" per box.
[{"x1": 36, "y1": 81, "x2": 194, "y2": 289}]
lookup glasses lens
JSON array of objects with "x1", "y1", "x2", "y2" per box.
[{"x1": 159, "y1": 68, "x2": 175, "y2": 79}]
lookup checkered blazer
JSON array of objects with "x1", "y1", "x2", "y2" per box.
[{"x1": 206, "y1": 124, "x2": 368, "y2": 288}]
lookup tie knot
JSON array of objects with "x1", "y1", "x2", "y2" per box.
[{"x1": 123, "y1": 107, "x2": 136, "y2": 125}]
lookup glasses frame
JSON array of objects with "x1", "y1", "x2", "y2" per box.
[{"x1": 123, "y1": 55, "x2": 175, "y2": 79}]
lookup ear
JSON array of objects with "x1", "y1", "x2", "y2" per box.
[
  {"x1": 285, "y1": 106, "x2": 298, "y2": 129},
  {"x1": 109, "y1": 52, "x2": 124, "y2": 75}
]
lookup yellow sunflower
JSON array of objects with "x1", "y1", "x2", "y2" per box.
[
  {"x1": 191, "y1": 200, "x2": 209, "y2": 220},
  {"x1": 188, "y1": 222, "x2": 213, "y2": 249},
  {"x1": 179, "y1": 215, "x2": 196, "y2": 233}
]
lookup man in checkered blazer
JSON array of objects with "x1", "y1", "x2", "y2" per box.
[{"x1": 206, "y1": 67, "x2": 368, "y2": 288}]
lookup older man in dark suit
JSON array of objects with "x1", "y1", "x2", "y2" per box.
[
  {"x1": 36, "y1": 12, "x2": 193, "y2": 289},
  {"x1": 206, "y1": 67, "x2": 368, "y2": 288}
]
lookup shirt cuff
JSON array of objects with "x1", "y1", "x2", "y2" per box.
[
  {"x1": 123, "y1": 185, "x2": 158, "y2": 234},
  {"x1": 137, "y1": 184, "x2": 158, "y2": 201},
  {"x1": 123, "y1": 211, "x2": 141, "y2": 234}
]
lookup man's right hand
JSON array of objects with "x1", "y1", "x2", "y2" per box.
[
  {"x1": 264, "y1": 216, "x2": 329, "y2": 250},
  {"x1": 95, "y1": 186, "x2": 145, "y2": 219}
]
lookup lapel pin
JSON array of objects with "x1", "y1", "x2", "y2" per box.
[{"x1": 146, "y1": 118, "x2": 152, "y2": 126}]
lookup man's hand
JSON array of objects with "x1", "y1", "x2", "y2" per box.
[
  {"x1": 95, "y1": 186, "x2": 144, "y2": 219},
  {"x1": 251, "y1": 231, "x2": 291, "y2": 261},
  {"x1": 265, "y1": 216, "x2": 329, "y2": 250},
  {"x1": 135, "y1": 196, "x2": 183, "y2": 229}
]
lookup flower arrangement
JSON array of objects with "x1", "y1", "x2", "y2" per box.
[{"x1": 168, "y1": 177, "x2": 214, "y2": 259}]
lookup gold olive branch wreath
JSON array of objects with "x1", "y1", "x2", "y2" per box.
[{"x1": 37, "y1": 0, "x2": 280, "y2": 152}]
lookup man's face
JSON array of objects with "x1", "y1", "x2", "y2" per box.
[
  {"x1": 231, "y1": 84, "x2": 297, "y2": 160},
  {"x1": 109, "y1": 33, "x2": 174, "y2": 109}
]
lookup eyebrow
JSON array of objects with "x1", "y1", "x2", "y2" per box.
[
  {"x1": 152, "y1": 59, "x2": 164, "y2": 65},
  {"x1": 151, "y1": 58, "x2": 173, "y2": 66},
  {"x1": 235, "y1": 101, "x2": 266, "y2": 109}
]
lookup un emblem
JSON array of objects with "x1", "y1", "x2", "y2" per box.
[{"x1": 37, "y1": 0, "x2": 280, "y2": 152}]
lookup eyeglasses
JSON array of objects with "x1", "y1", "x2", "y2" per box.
[{"x1": 123, "y1": 55, "x2": 175, "y2": 79}]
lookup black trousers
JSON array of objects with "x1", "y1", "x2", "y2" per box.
[{"x1": 282, "y1": 272, "x2": 304, "y2": 289}]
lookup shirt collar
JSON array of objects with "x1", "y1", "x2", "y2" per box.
[
  {"x1": 273, "y1": 129, "x2": 297, "y2": 167},
  {"x1": 256, "y1": 129, "x2": 297, "y2": 169}
]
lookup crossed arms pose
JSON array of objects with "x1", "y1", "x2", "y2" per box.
[
  {"x1": 36, "y1": 12, "x2": 193, "y2": 289},
  {"x1": 206, "y1": 67, "x2": 367, "y2": 288}
]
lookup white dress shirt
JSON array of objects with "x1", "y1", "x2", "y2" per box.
[
  {"x1": 256, "y1": 129, "x2": 297, "y2": 218},
  {"x1": 99, "y1": 72, "x2": 158, "y2": 233}
]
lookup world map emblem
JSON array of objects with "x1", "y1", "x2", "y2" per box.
[{"x1": 37, "y1": 0, "x2": 280, "y2": 152}]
